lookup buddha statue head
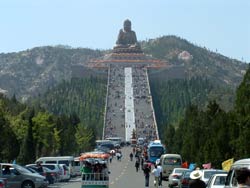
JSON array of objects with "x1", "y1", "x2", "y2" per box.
[{"x1": 123, "y1": 19, "x2": 132, "y2": 32}]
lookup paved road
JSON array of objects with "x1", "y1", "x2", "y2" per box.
[{"x1": 56, "y1": 147, "x2": 168, "y2": 188}]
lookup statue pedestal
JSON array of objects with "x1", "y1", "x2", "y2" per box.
[
  {"x1": 113, "y1": 45, "x2": 143, "y2": 54},
  {"x1": 88, "y1": 44, "x2": 167, "y2": 69}
]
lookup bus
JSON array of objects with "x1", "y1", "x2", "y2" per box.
[
  {"x1": 147, "y1": 140, "x2": 165, "y2": 163},
  {"x1": 35, "y1": 156, "x2": 76, "y2": 177}
]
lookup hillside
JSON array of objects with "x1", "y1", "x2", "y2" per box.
[
  {"x1": 143, "y1": 36, "x2": 247, "y2": 88},
  {"x1": 33, "y1": 77, "x2": 107, "y2": 138},
  {"x1": 0, "y1": 35, "x2": 248, "y2": 102},
  {"x1": 0, "y1": 46, "x2": 103, "y2": 101}
]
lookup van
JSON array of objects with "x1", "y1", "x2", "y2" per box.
[
  {"x1": 35, "y1": 156, "x2": 76, "y2": 177},
  {"x1": 95, "y1": 140, "x2": 112, "y2": 148},
  {"x1": 105, "y1": 137, "x2": 123, "y2": 147},
  {"x1": 160, "y1": 154, "x2": 182, "y2": 180},
  {"x1": 73, "y1": 157, "x2": 82, "y2": 176},
  {"x1": 225, "y1": 158, "x2": 250, "y2": 188}
]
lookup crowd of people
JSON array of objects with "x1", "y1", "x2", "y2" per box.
[
  {"x1": 128, "y1": 146, "x2": 162, "y2": 188},
  {"x1": 81, "y1": 160, "x2": 109, "y2": 181},
  {"x1": 104, "y1": 63, "x2": 158, "y2": 141}
]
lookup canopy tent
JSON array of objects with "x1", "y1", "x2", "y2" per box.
[{"x1": 79, "y1": 152, "x2": 110, "y2": 161}]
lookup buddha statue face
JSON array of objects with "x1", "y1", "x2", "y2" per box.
[{"x1": 123, "y1": 19, "x2": 132, "y2": 32}]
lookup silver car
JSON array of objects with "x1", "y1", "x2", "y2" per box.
[{"x1": 0, "y1": 163, "x2": 48, "y2": 188}]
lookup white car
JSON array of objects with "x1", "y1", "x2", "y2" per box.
[
  {"x1": 168, "y1": 168, "x2": 190, "y2": 188},
  {"x1": 200, "y1": 169, "x2": 227, "y2": 184},
  {"x1": 206, "y1": 174, "x2": 227, "y2": 188},
  {"x1": 58, "y1": 164, "x2": 70, "y2": 182}
]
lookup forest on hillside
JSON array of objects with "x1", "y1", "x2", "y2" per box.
[
  {"x1": 0, "y1": 77, "x2": 107, "y2": 164},
  {"x1": 162, "y1": 65, "x2": 250, "y2": 168}
]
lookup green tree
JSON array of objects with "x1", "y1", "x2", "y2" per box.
[
  {"x1": 18, "y1": 108, "x2": 36, "y2": 164},
  {"x1": 75, "y1": 123, "x2": 94, "y2": 154},
  {"x1": 32, "y1": 112, "x2": 56, "y2": 157},
  {"x1": 0, "y1": 109, "x2": 20, "y2": 162},
  {"x1": 234, "y1": 65, "x2": 250, "y2": 158}
]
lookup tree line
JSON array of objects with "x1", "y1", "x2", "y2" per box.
[
  {"x1": 150, "y1": 76, "x2": 235, "y2": 138},
  {"x1": 162, "y1": 65, "x2": 250, "y2": 168},
  {"x1": 0, "y1": 76, "x2": 106, "y2": 164}
]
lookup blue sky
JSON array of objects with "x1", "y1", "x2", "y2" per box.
[{"x1": 1, "y1": 0, "x2": 249, "y2": 62}]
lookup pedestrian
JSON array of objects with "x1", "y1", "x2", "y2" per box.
[
  {"x1": 152, "y1": 164, "x2": 160, "y2": 188},
  {"x1": 116, "y1": 152, "x2": 121, "y2": 161},
  {"x1": 189, "y1": 170, "x2": 206, "y2": 188},
  {"x1": 156, "y1": 161, "x2": 163, "y2": 187},
  {"x1": 130, "y1": 152, "x2": 133, "y2": 161},
  {"x1": 235, "y1": 167, "x2": 250, "y2": 188},
  {"x1": 143, "y1": 162, "x2": 151, "y2": 188},
  {"x1": 119, "y1": 151, "x2": 122, "y2": 161},
  {"x1": 81, "y1": 161, "x2": 92, "y2": 180},
  {"x1": 36, "y1": 162, "x2": 43, "y2": 173},
  {"x1": 135, "y1": 159, "x2": 140, "y2": 172},
  {"x1": 2, "y1": 166, "x2": 11, "y2": 175},
  {"x1": 141, "y1": 157, "x2": 144, "y2": 170}
]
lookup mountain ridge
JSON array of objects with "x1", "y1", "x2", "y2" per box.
[{"x1": 0, "y1": 35, "x2": 248, "y2": 101}]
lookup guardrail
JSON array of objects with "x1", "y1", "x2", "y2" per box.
[{"x1": 82, "y1": 173, "x2": 109, "y2": 181}]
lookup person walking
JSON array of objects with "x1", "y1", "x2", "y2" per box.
[
  {"x1": 116, "y1": 151, "x2": 121, "y2": 161},
  {"x1": 152, "y1": 164, "x2": 160, "y2": 188},
  {"x1": 143, "y1": 162, "x2": 151, "y2": 188},
  {"x1": 156, "y1": 162, "x2": 163, "y2": 187},
  {"x1": 109, "y1": 155, "x2": 113, "y2": 163},
  {"x1": 135, "y1": 158, "x2": 140, "y2": 172},
  {"x1": 130, "y1": 152, "x2": 133, "y2": 161},
  {"x1": 141, "y1": 157, "x2": 144, "y2": 170}
]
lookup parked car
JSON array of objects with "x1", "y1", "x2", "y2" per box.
[
  {"x1": 225, "y1": 158, "x2": 250, "y2": 188},
  {"x1": 40, "y1": 164, "x2": 61, "y2": 182},
  {"x1": 0, "y1": 163, "x2": 48, "y2": 188},
  {"x1": 200, "y1": 169, "x2": 227, "y2": 184},
  {"x1": 58, "y1": 164, "x2": 70, "y2": 182},
  {"x1": 0, "y1": 178, "x2": 8, "y2": 188},
  {"x1": 169, "y1": 168, "x2": 190, "y2": 188},
  {"x1": 178, "y1": 170, "x2": 192, "y2": 188},
  {"x1": 206, "y1": 174, "x2": 227, "y2": 188},
  {"x1": 25, "y1": 164, "x2": 55, "y2": 184}
]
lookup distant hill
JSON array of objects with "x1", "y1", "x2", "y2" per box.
[
  {"x1": 142, "y1": 36, "x2": 247, "y2": 88},
  {"x1": 0, "y1": 46, "x2": 104, "y2": 101},
  {"x1": 0, "y1": 35, "x2": 248, "y2": 102}
]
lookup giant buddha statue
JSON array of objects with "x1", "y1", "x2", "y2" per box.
[{"x1": 114, "y1": 19, "x2": 142, "y2": 53}]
